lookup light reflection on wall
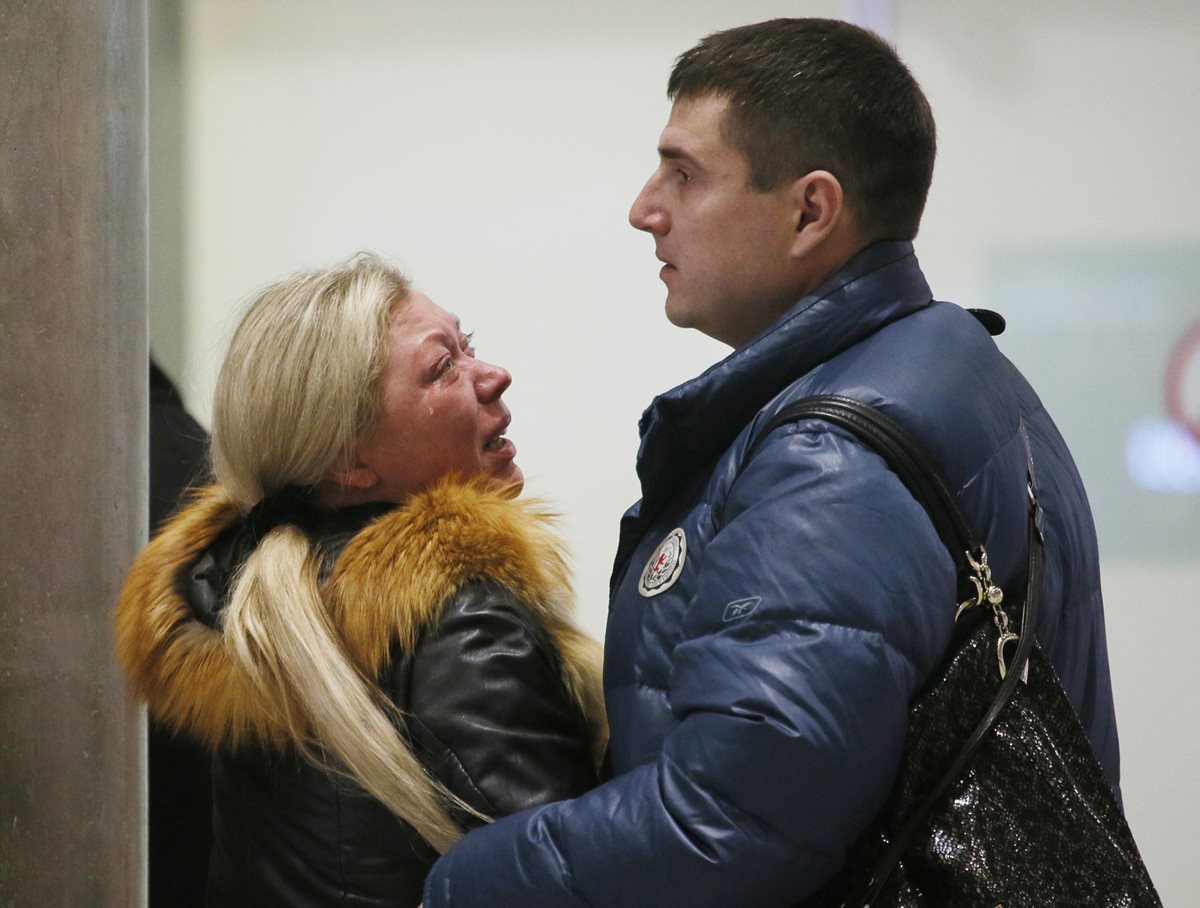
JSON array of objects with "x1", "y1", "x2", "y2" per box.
[
  {"x1": 1126, "y1": 419, "x2": 1200, "y2": 493},
  {"x1": 986, "y1": 246, "x2": 1200, "y2": 562}
]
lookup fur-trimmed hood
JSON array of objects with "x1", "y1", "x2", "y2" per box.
[{"x1": 115, "y1": 478, "x2": 606, "y2": 759}]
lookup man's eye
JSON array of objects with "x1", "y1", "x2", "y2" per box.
[
  {"x1": 676, "y1": 168, "x2": 692, "y2": 183},
  {"x1": 461, "y1": 331, "x2": 476, "y2": 357}
]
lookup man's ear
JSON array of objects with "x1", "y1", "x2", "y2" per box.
[
  {"x1": 323, "y1": 461, "x2": 380, "y2": 491},
  {"x1": 787, "y1": 170, "x2": 846, "y2": 259}
]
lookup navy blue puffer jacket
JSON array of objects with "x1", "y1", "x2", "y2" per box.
[{"x1": 424, "y1": 241, "x2": 1120, "y2": 907}]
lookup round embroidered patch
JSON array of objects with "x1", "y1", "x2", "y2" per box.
[{"x1": 637, "y1": 528, "x2": 687, "y2": 598}]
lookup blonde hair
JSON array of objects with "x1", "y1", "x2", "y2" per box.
[
  {"x1": 209, "y1": 253, "x2": 478, "y2": 852},
  {"x1": 211, "y1": 255, "x2": 403, "y2": 508}
]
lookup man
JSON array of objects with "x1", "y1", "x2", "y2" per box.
[{"x1": 423, "y1": 18, "x2": 1120, "y2": 906}]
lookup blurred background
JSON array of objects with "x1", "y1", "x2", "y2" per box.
[{"x1": 148, "y1": 1, "x2": 1198, "y2": 902}]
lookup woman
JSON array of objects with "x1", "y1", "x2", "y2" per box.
[{"x1": 115, "y1": 254, "x2": 605, "y2": 906}]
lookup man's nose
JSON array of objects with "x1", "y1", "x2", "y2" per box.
[{"x1": 629, "y1": 176, "x2": 667, "y2": 234}]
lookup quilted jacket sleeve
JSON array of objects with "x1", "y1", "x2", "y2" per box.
[
  {"x1": 423, "y1": 425, "x2": 959, "y2": 907},
  {"x1": 400, "y1": 580, "x2": 598, "y2": 822}
]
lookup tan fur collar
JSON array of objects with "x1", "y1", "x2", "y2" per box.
[{"x1": 115, "y1": 479, "x2": 605, "y2": 755}]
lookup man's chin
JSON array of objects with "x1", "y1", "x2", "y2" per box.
[{"x1": 664, "y1": 295, "x2": 695, "y2": 330}]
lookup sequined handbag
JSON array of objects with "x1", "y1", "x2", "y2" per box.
[{"x1": 752, "y1": 396, "x2": 1161, "y2": 908}]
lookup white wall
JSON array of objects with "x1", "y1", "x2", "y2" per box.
[{"x1": 160, "y1": 1, "x2": 1199, "y2": 901}]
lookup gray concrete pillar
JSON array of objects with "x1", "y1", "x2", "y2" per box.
[{"x1": 0, "y1": 1, "x2": 148, "y2": 905}]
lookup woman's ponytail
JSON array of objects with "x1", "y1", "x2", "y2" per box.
[{"x1": 222, "y1": 525, "x2": 486, "y2": 853}]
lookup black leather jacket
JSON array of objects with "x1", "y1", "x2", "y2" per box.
[{"x1": 181, "y1": 497, "x2": 598, "y2": 907}]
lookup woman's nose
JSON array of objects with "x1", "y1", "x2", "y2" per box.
[{"x1": 475, "y1": 359, "x2": 512, "y2": 401}]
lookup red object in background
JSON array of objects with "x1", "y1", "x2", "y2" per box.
[{"x1": 1166, "y1": 319, "x2": 1200, "y2": 445}]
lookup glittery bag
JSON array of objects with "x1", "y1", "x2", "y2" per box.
[
  {"x1": 754, "y1": 397, "x2": 1161, "y2": 908},
  {"x1": 823, "y1": 618, "x2": 1160, "y2": 908}
]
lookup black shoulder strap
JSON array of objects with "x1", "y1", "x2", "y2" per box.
[
  {"x1": 750, "y1": 395, "x2": 980, "y2": 586},
  {"x1": 748, "y1": 395, "x2": 1046, "y2": 906}
]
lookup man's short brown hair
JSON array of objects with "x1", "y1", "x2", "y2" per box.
[{"x1": 668, "y1": 18, "x2": 936, "y2": 242}]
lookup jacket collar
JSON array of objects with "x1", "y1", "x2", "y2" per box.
[
  {"x1": 115, "y1": 479, "x2": 603, "y2": 754},
  {"x1": 633, "y1": 241, "x2": 933, "y2": 512}
]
